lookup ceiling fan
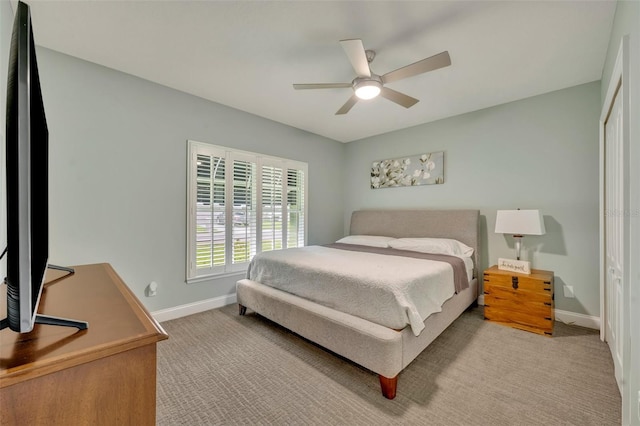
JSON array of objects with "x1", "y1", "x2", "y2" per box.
[{"x1": 293, "y1": 39, "x2": 451, "y2": 115}]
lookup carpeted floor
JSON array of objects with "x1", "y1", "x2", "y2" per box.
[{"x1": 156, "y1": 305, "x2": 621, "y2": 425}]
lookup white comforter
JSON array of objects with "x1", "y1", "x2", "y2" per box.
[{"x1": 246, "y1": 245, "x2": 469, "y2": 336}]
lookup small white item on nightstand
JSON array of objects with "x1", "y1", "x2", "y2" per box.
[{"x1": 497, "y1": 258, "x2": 531, "y2": 274}]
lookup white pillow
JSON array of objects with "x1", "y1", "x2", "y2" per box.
[
  {"x1": 388, "y1": 237, "x2": 474, "y2": 257},
  {"x1": 335, "y1": 235, "x2": 397, "y2": 248}
]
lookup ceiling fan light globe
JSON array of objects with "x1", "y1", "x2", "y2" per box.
[{"x1": 354, "y1": 81, "x2": 382, "y2": 100}]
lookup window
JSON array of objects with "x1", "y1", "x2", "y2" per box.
[{"x1": 187, "y1": 141, "x2": 307, "y2": 281}]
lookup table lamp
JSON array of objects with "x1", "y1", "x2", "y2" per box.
[{"x1": 495, "y1": 209, "x2": 546, "y2": 271}]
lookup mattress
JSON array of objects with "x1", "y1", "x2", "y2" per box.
[{"x1": 246, "y1": 245, "x2": 472, "y2": 336}]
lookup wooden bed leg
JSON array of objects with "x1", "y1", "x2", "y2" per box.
[
  {"x1": 238, "y1": 304, "x2": 247, "y2": 316},
  {"x1": 379, "y1": 375, "x2": 398, "y2": 399}
]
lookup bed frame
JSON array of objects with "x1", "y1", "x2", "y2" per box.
[{"x1": 237, "y1": 209, "x2": 480, "y2": 399}]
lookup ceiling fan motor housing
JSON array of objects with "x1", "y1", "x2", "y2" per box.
[{"x1": 353, "y1": 74, "x2": 383, "y2": 100}]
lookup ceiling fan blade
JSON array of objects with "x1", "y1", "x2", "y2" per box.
[
  {"x1": 293, "y1": 83, "x2": 352, "y2": 90},
  {"x1": 380, "y1": 87, "x2": 419, "y2": 108},
  {"x1": 381, "y1": 51, "x2": 451, "y2": 84},
  {"x1": 340, "y1": 39, "x2": 371, "y2": 78},
  {"x1": 335, "y1": 95, "x2": 359, "y2": 115}
]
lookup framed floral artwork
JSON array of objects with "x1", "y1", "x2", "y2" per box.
[{"x1": 371, "y1": 151, "x2": 444, "y2": 189}]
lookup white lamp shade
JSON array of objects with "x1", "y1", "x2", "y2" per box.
[{"x1": 495, "y1": 210, "x2": 546, "y2": 235}]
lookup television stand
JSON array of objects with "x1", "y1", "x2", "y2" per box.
[
  {"x1": 47, "y1": 263, "x2": 75, "y2": 277},
  {"x1": 44, "y1": 264, "x2": 88, "y2": 329},
  {"x1": 0, "y1": 315, "x2": 87, "y2": 331},
  {"x1": 0, "y1": 264, "x2": 87, "y2": 331},
  {"x1": 33, "y1": 313, "x2": 88, "y2": 330}
]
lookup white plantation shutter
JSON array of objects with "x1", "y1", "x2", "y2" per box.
[
  {"x1": 197, "y1": 154, "x2": 227, "y2": 269},
  {"x1": 189, "y1": 145, "x2": 227, "y2": 278},
  {"x1": 230, "y1": 155, "x2": 258, "y2": 270},
  {"x1": 187, "y1": 141, "x2": 307, "y2": 281},
  {"x1": 195, "y1": 154, "x2": 214, "y2": 268},
  {"x1": 261, "y1": 164, "x2": 284, "y2": 253},
  {"x1": 211, "y1": 158, "x2": 226, "y2": 266},
  {"x1": 287, "y1": 168, "x2": 305, "y2": 248}
]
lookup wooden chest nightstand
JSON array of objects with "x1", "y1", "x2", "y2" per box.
[{"x1": 483, "y1": 265, "x2": 554, "y2": 336}]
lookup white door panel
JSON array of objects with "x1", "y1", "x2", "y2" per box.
[{"x1": 604, "y1": 85, "x2": 624, "y2": 391}]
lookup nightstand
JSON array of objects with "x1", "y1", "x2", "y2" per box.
[{"x1": 483, "y1": 265, "x2": 554, "y2": 336}]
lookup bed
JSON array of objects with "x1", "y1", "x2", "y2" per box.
[{"x1": 236, "y1": 209, "x2": 480, "y2": 399}]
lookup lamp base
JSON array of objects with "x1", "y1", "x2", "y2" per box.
[
  {"x1": 497, "y1": 258, "x2": 531, "y2": 274},
  {"x1": 513, "y1": 234, "x2": 523, "y2": 260}
]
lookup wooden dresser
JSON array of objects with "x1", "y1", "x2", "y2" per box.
[
  {"x1": 483, "y1": 265, "x2": 554, "y2": 336},
  {"x1": 0, "y1": 263, "x2": 168, "y2": 425}
]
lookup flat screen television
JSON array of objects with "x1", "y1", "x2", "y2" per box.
[{"x1": 2, "y1": 1, "x2": 86, "y2": 333}]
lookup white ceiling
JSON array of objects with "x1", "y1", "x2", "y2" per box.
[{"x1": 21, "y1": 1, "x2": 616, "y2": 143}]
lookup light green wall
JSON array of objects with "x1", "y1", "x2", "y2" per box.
[
  {"x1": 33, "y1": 47, "x2": 345, "y2": 312},
  {"x1": 601, "y1": 1, "x2": 640, "y2": 424},
  {"x1": 344, "y1": 82, "x2": 601, "y2": 317}
]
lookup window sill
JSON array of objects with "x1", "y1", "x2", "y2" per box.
[{"x1": 186, "y1": 270, "x2": 246, "y2": 285}]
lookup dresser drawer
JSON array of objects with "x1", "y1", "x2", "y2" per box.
[
  {"x1": 484, "y1": 306, "x2": 553, "y2": 335},
  {"x1": 484, "y1": 293, "x2": 553, "y2": 318},
  {"x1": 484, "y1": 282, "x2": 553, "y2": 306}
]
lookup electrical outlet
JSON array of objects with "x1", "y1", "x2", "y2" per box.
[
  {"x1": 147, "y1": 281, "x2": 158, "y2": 297},
  {"x1": 563, "y1": 285, "x2": 575, "y2": 298}
]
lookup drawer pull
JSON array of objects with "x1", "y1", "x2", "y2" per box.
[
  {"x1": 484, "y1": 291, "x2": 489, "y2": 295},
  {"x1": 511, "y1": 276, "x2": 519, "y2": 289},
  {"x1": 545, "y1": 317, "x2": 552, "y2": 321},
  {"x1": 544, "y1": 302, "x2": 552, "y2": 306},
  {"x1": 544, "y1": 288, "x2": 551, "y2": 292}
]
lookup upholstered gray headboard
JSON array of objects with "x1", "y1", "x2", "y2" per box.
[{"x1": 349, "y1": 209, "x2": 480, "y2": 277}]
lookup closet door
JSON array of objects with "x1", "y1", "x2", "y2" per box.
[{"x1": 604, "y1": 83, "x2": 624, "y2": 392}]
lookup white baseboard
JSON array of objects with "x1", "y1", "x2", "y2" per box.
[
  {"x1": 476, "y1": 295, "x2": 600, "y2": 330},
  {"x1": 152, "y1": 293, "x2": 237, "y2": 323},
  {"x1": 554, "y1": 309, "x2": 600, "y2": 330}
]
